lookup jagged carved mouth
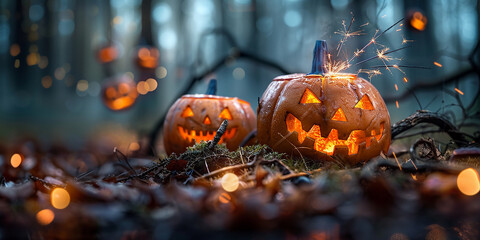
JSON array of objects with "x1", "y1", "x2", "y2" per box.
[
  {"x1": 177, "y1": 126, "x2": 237, "y2": 144},
  {"x1": 286, "y1": 113, "x2": 384, "y2": 156}
]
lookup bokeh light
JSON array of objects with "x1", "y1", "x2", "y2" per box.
[
  {"x1": 51, "y1": 188, "x2": 70, "y2": 209},
  {"x1": 457, "y1": 168, "x2": 480, "y2": 196},
  {"x1": 221, "y1": 173, "x2": 239, "y2": 192},
  {"x1": 36, "y1": 209, "x2": 55, "y2": 225},
  {"x1": 10, "y1": 153, "x2": 22, "y2": 168}
]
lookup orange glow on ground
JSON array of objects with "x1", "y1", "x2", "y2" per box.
[
  {"x1": 457, "y1": 168, "x2": 480, "y2": 196},
  {"x1": 285, "y1": 113, "x2": 384, "y2": 155},
  {"x1": 355, "y1": 95, "x2": 374, "y2": 110},
  {"x1": 36, "y1": 209, "x2": 55, "y2": 225},
  {"x1": 331, "y1": 108, "x2": 347, "y2": 121},
  {"x1": 218, "y1": 108, "x2": 233, "y2": 120},
  {"x1": 51, "y1": 188, "x2": 71, "y2": 209},
  {"x1": 300, "y1": 89, "x2": 321, "y2": 104},
  {"x1": 10, "y1": 153, "x2": 22, "y2": 168},
  {"x1": 221, "y1": 173, "x2": 239, "y2": 192},
  {"x1": 177, "y1": 126, "x2": 237, "y2": 144}
]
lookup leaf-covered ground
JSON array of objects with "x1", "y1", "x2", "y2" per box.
[{"x1": 1, "y1": 140, "x2": 480, "y2": 240}]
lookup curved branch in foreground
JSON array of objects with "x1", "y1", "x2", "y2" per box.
[{"x1": 391, "y1": 110, "x2": 470, "y2": 147}]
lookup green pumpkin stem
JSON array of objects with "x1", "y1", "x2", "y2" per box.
[{"x1": 309, "y1": 40, "x2": 328, "y2": 75}]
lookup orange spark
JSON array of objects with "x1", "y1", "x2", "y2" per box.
[
  {"x1": 434, "y1": 62, "x2": 442, "y2": 67},
  {"x1": 396, "y1": 101, "x2": 399, "y2": 108},
  {"x1": 403, "y1": 77, "x2": 408, "y2": 83},
  {"x1": 455, "y1": 88, "x2": 464, "y2": 95},
  {"x1": 393, "y1": 152, "x2": 402, "y2": 170},
  {"x1": 394, "y1": 84, "x2": 398, "y2": 91}
]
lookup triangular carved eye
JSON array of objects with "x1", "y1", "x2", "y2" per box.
[
  {"x1": 300, "y1": 88, "x2": 321, "y2": 104},
  {"x1": 355, "y1": 95, "x2": 374, "y2": 110},
  {"x1": 332, "y1": 108, "x2": 347, "y2": 121},
  {"x1": 218, "y1": 108, "x2": 233, "y2": 120},
  {"x1": 203, "y1": 116, "x2": 211, "y2": 124},
  {"x1": 181, "y1": 106, "x2": 194, "y2": 117}
]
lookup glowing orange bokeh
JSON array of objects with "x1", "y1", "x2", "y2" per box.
[
  {"x1": 36, "y1": 209, "x2": 55, "y2": 225},
  {"x1": 457, "y1": 168, "x2": 480, "y2": 196},
  {"x1": 410, "y1": 11, "x2": 427, "y2": 31},
  {"x1": 137, "y1": 47, "x2": 159, "y2": 69},
  {"x1": 286, "y1": 113, "x2": 384, "y2": 155},
  {"x1": 221, "y1": 173, "x2": 239, "y2": 192},
  {"x1": 51, "y1": 188, "x2": 70, "y2": 209},
  {"x1": 98, "y1": 46, "x2": 119, "y2": 63},
  {"x1": 300, "y1": 88, "x2": 321, "y2": 104},
  {"x1": 10, "y1": 153, "x2": 22, "y2": 168}
]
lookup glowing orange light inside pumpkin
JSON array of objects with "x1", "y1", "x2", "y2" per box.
[
  {"x1": 457, "y1": 168, "x2": 480, "y2": 196},
  {"x1": 355, "y1": 95, "x2": 374, "y2": 110},
  {"x1": 218, "y1": 108, "x2": 233, "y2": 120},
  {"x1": 98, "y1": 46, "x2": 119, "y2": 63},
  {"x1": 286, "y1": 113, "x2": 384, "y2": 155},
  {"x1": 332, "y1": 108, "x2": 347, "y2": 121},
  {"x1": 203, "y1": 116, "x2": 211, "y2": 125},
  {"x1": 51, "y1": 188, "x2": 70, "y2": 209},
  {"x1": 410, "y1": 11, "x2": 427, "y2": 31},
  {"x1": 10, "y1": 153, "x2": 22, "y2": 168},
  {"x1": 177, "y1": 126, "x2": 237, "y2": 144},
  {"x1": 300, "y1": 88, "x2": 321, "y2": 104},
  {"x1": 137, "y1": 47, "x2": 159, "y2": 69},
  {"x1": 102, "y1": 76, "x2": 138, "y2": 111},
  {"x1": 36, "y1": 209, "x2": 55, "y2": 225},
  {"x1": 181, "y1": 106, "x2": 194, "y2": 117}
]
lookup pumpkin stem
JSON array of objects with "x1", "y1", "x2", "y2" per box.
[
  {"x1": 309, "y1": 40, "x2": 328, "y2": 75},
  {"x1": 205, "y1": 79, "x2": 217, "y2": 95}
]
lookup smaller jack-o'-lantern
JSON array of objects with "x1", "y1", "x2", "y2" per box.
[
  {"x1": 257, "y1": 41, "x2": 391, "y2": 165},
  {"x1": 102, "y1": 74, "x2": 138, "y2": 111},
  {"x1": 163, "y1": 80, "x2": 256, "y2": 155}
]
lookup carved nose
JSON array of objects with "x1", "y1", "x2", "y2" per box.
[{"x1": 203, "y1": 116, "x2": 211, "y2": 125}]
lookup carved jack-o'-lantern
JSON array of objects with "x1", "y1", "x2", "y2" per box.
[
  {"x1": 101, "y1": 75, "x2": 138, "y2": 111},
  {"x1": 257, "y1": 41, "x2": 391, "y2": 165},
  {"x1": 163, "y1": 81, "x2": 256, "y2": 155}
]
